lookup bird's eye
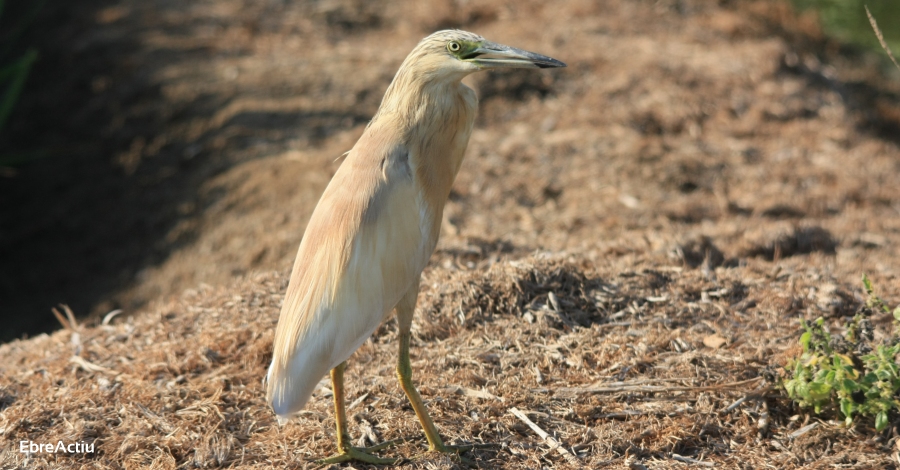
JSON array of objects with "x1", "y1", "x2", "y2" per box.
[{"x1": 448, "y1": 41, "x2": 461, "y2": 52}]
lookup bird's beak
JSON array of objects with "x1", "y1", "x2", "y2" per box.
[{"x1": 467, "y1": 41, "x2": 566, "y2": 69}]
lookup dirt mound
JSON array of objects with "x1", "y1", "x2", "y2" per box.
[
  {"x1": 3, "y1": 0, "x2": 900, "y2": 341},
  {"x1": 2, "y1": 254, "x2": 896, "y2": 469}
]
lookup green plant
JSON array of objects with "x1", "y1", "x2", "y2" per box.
[
  {"x1": 790, "y1": 0, "x2": 900, "y2": 58},
  {"x1": 783, "y1": 275, "x2": 900, "y2": 431},
  {"x1": 0, "y1": 0, "x2": 43, "y2": 134},
  {"x1": 0, "y1": 48, "x2": 37, "y2": 132}
]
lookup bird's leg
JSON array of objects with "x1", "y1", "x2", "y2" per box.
[
  {"x1": 395, "y1": 288, "x2": 483, "y2": 462},
  {"x1": 396, "y1": 329, "x2": 446, "y2": 450},
  {"x1": 316, "y1": 362, "x2": 400, "y2": 465},
  {"x1": 330, "y1": 362, "x2": 353, "y2": 450}
]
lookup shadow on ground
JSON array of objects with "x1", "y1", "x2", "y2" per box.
[{"x1": 0, "y1": 0, "x2": 376, "y2": 341}]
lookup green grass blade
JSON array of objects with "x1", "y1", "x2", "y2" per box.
[{"x1": 0, "y1": 48, "x2": 38, "y2": 131}]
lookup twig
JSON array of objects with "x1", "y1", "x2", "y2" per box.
[
  {"x1": 70, "y1": 355, "x2": 115, "y2": 374},
  {"x1": 356, "y1": 416, "x2": 378, "y2": 447},
  {"x1": 724, "y1": 384, "x2": 774, "y2": 412},
  {"x1": 757, "y1": 399, "x2": 770, "y2": 436},
  {"x1": 348, "y1": 392, "x2": 369, "y2": 410},
  {"x1": 788, "y1": 422, "x2": 818, "y2": 439},
  {"x1": 136, "y1": 404, "x2": 176, "y2": 434},
  {"x1": 590, "y1": 377, "x2": 697, "y2": 387},
  {"x1": 548, "y1": 291, "x2": 576, "y2": 329},
  {"x1": 536, "y1": 377, "x2": 762, "y2": 395},
  {"x1": 597, "y1": 321, "x2": 632, "y2": 329},
  {"x1": 672, "y1": 454, "x2": 715, "y2": 467},
  {"x1": 598, "y1": 407, "x2": 689, "y2": 419},
  {"x1": 865, "y1": 5, "x2": 900, "y2": 72},
  {"x1": 510, "y1": 407, "x2": 582, "y2": 467},
  {"x1": 52, "y1": 304, "x2": 79, "y2": 331},
  {"x1": 102, "y1": 309, "x2": 123, "y2": 326},
  {"x1": 628, "y1": 460, "x2": 649, "y2": 470},
  {"x1": 725, "y1": 395, "x2": 748, "y2": 412}
]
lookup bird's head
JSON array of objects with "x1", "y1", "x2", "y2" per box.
[{"x1": 406, "y1": 30, "x2": 566, "y2": 81}]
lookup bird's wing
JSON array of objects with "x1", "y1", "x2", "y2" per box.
[{"x1": 267, "y1": 125, "x2": 428, "y2": 417}]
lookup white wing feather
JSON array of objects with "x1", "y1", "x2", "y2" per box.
[{"x1": 266, "y1": 140, "x2": 429, "y2": 418}]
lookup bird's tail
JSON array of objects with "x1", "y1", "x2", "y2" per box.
[{"x1": 266, "y1": 345, "x2": 332, "y2": 423}]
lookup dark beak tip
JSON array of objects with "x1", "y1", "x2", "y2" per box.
[{"x1": 538, "y1": 59, "x2": 567, "y2": 69}]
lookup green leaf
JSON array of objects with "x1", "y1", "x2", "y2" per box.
[
  {"x1": 0, "y1": 49, "x2": 38, "y2": 131},
  {"x1": 860, "y1": 372, "x2": 877, "y2": 387},
  {"x1": 876, "y1": 411, "x2": 888, "y2": 431},
  {"x1": 840, "y1": 397, "x2": 855, "y2": 419},
  {"x1": 832, "y1": 355, "x2": 843, "y2": 369},
  {"x1": 808, "y1": 381, "x2": 833, "y2": 401},
  {"x1": 841, "y1": 378, "x2": 859, "y2": 393},
  {"x1": 800, "y1": 331, "x2": 811, "y2": 350},
  {"x1": 784, "y1": 277, "x2": 900, "y2": 432},
  {"x1": 784, "y1": 379, "x2": 797, "y2": 398}
]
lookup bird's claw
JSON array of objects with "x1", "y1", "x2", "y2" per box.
[
  {"x1": 316, "y1": 447, "x2": 397, "y2": 466},
  {"x1": 315, "y1": 438, "x2": 407, "y2": 466}
]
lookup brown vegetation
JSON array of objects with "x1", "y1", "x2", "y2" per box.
[{"x1": 2, "y1": 0, "x2": 900, "y2": 468}]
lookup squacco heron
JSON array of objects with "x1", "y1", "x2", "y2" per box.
[{"x1": 266, "y1": 30, "x2": 565, "y2": 464}]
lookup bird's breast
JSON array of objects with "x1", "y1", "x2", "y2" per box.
[{"x1": 405, "y1": 83, "x2": 477, "y2": 222}]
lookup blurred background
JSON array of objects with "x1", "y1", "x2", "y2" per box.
[{"x1": 1, "y1": 0, "x2": 899, "y2": 343}]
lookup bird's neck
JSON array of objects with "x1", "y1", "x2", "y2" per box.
[
  {"x1": 378, "y1": 70, "x2": 469, "y2": 122},
  {"x1": 375, "y1": 72, "x2": 477, "y2": 229}
]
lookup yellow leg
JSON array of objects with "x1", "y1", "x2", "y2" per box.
[
  {"x1": 316, "y1": 362, "x2": 402, "y2": 465},
  {"x1": 395, "y1": 286, "x2": 482, "y2": 461},
  {"x1": 397, "y1": 329, "x2": 447, "y2": 450},
  {"x1": 330, "y1": 362, "x2": 352, "y2": 451}
]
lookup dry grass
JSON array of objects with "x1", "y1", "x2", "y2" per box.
[
  {"x1": 2, "y1": 252, "x2": 898, "y2": 469},
  {"x1": 3, "y1": 0, "x2": 900, "y2": 468}
]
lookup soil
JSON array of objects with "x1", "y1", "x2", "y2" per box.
[{"x1": 2, "y1": 0, "x2": 900, "y2": 468}]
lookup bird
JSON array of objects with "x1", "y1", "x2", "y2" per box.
[{"x1": 266, "y1": 29, "x2": 565, "y2": 464}]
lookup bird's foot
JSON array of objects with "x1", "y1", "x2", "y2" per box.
[{"x1": 315, "y1": 438, "x2": 406, "y2": 466}]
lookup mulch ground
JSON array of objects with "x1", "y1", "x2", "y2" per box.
[
  {"x1": 2, "y1": 253, "x2": 898, "y2": 468},
  {"x1": 2, "y1": 0, "x2": 900, "y2": 468}
]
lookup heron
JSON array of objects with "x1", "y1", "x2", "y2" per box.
[{"x1": 266, "y1": 29, "x2": 565, "y2": 464}]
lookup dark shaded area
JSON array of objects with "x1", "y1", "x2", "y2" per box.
[
  {"x1": 0, "y1": 0, "x2": 366, "y2": 342},
  {"x1": 761, "y1": 204, "x2": 806, "y2": 219},
  {"x1": 676, "y1": 236, "x2": 727, "y2": 269},
  {"x1": 435, "y1": 237, "x2": 518, "y2": 262},
  {"x1": 665, "y1": 203, "x2": 721, "y2": 224},
  {"x1": 0, "y1": 390, "x2": 14, "y2": 413},
  {"x1": 766, "y1": 16, "x2": 900, "y2": 146},
  {"x1": 316, "y1": 0, "x2": 386, "y2": 34},
  {"x1": 0, "y1": 0, "x2": 140, "y2": 342},
  {"x1": 458, "y1": 262, "x2": 640, "y2": 330},
  {"x1": 743, "y1": 226, "x2": 838, "y2": 260},
  {"x1": 784, "y1": 71, "x2": 900, "y2": 146},
  {"x1": 427, "y1": 3, "x2": 499, "y2": 32}
]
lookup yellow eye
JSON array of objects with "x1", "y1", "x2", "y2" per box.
[{"x1": 448, "y1": 41, "x2": 461, "y2": 52}]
